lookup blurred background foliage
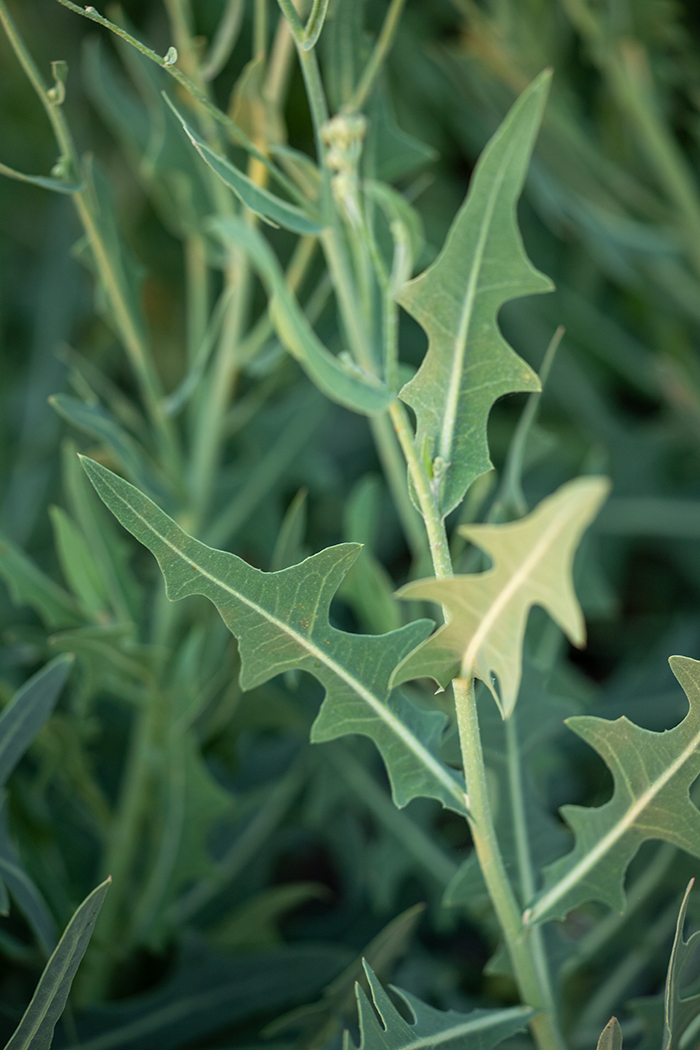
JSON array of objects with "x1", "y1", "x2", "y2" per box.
[{"x1": 3, "y1": 1, "x2": 700, "y2": 1048}]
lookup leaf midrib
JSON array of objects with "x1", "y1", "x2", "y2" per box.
[
  {"x1": 438, "y1": 132, "x2": 519, "y2": 469},
  {"x1": 462, "y1": 497, "x2": 581, "y2": 678},
  {"x1": 527, "y1": 717, "x2": 700, "y2": 924},
  {"x1": 100, "y1": 472, "x2": 466, "y2": 811},
  {"x1": 395, "y1": 1006, "x2": 533, "y2": 1050}
]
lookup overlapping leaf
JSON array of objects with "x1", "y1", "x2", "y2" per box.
[
  {"x1": 397, "y1": 71, "x2": 553, "y2": 517},
  {"x1": 527, "y1": 656, "x2": 700, "y2": 925},
  {"x1": 347, "y1": 961, "x2": 534, "y2": 1050},
  {"x1": 80, "y1": 458, "x2": 467, "y2": 814},
  {"x1": 168, "y1": 99, "x2": 324, "y2": 235},
  {"x1": 211, "y1": 217, "x2": 395, "y2": 416},
  {"x1": 392, "y1": 477, "x2": 610, "y2": 716}
]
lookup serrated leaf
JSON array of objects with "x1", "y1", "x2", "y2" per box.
[
  {"x1": 80, "y1": 458, "x2": 467, "y2": 814},
  {"x1": 663, "y1": 881, "x2": 700, "y2": 1050},
  {"x1": 348, "y1": 961, "x2": 534, "y2": 1050},
  {"x1": 527, "y1": 656, "x2": 700, "y2": 925},
  {"x1": 392, "y1": 477, "x2": 610, "y2": 716},
  {"x1": 167, "y1": 98, "x2": 324, "y2": 235},
  {"x1": 210, "y1": 217, "x2": 396, "y2": 416},
  {"x1": 397, "y1": 72, "x2": 553, "y2": 517},
  {"x1": 4, "y1": 878, "x2": 109, "y2": 1050}
]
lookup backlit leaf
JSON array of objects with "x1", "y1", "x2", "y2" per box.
[
  {"x1": 80, "y1": 458, "x2": 467, "y2": 814},
  {"x1": 392, "y1": 477, "x2": 610, "y2": 716},
  {"x1": 527, "y1": 656, "x2": 700, "y2": 924},
  {"x1": 397, "y1": 72, "x2": 553, "y2": 517}
]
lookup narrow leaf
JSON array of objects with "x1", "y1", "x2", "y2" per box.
[
  {"x1": 596, "y1": 1017, "x2": 623, "y2": 1050},
  {"x1": 392, "y1": 477, "x2": 610, "y2": 716},
  {"x1": 167, "y1": 98, "x2": 324, "y2": 235},
  {"x1": 0, "y1": 797, "x2": 57, "y2": 955},
  {"x1": 397, "y1": 71, "x2": 553, "y2": 517},
  {"x1": 50, "y1": 394, "x2": 165, "y2": 501},
  {"x1": 211, "y1": 217, "x2": 396, "y2": 416},
  {"x1": 80, "y1": 458, "x2": 467, "y2": 814},
  {"x1": 349, "y1": 961, "x2": 534, "y2": 1050},
  {"x1": 4, "y1": 877, "x2": 110, "y2": 1050},
  {"x1": 0, "y1": 161, "x2": 81, "y2": 194},
  {"x1": 0, "y1": 655, "x2": 73, "y2": 791},
  {"x1": 527, "y1": 656, "x2": 700, "y2": 925}
]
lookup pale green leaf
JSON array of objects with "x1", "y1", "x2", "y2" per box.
[
  {"x1": 392, "y1": 477, "x2": 610, "y2": 717},
  {"x1": 596, "y1": 1017, "x2": 623, "y2": 1050},
  {"x1": 527, "y1": 656, "x2": 700, "y2": 925},
  {"x1": 4, "y1": 878, "x2": 110, "y2": 1050},
  {"x1": 210, "y1": 217, "x2": 396, "y2": 416},
  {"x1": 397, "y1": 72, "x2": 553, "y2": 517},
  {"x1": 663, "y1": 881, "x2": 700, "y2": 1050},
  {"x1": 80, "y1": 458, "x2": 467, "y2": 814},
  {"x1": 348, "y1": 961, "x2": 534, "y2": 1050},
  {"x1": 167, "y1": 99, "x2": 324, "y2": 235}
]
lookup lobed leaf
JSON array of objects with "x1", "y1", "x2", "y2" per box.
[
  {"x1": 392, "y1": 477, "x2": 610, "y2": 716},
  {"x1": 4, "y1": 878, "x2": 110, "y2": 1050},
  {"x1": 80, "y1": 458, "x2": 467, "y2": 815},
  {"x1": 348, "y1": 961, "x2": 534, "y2": 1050},
  {"x1": 397, "y1": 71, "x2": 553, "y2": 517},
  {"x1": 527, "y1": 656, "x2": 700, "y2": 924}
]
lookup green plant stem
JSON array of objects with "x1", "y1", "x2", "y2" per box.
[
  {"x1": 369, "y1": 414, "x2": 431, "y2": 566},
  {"x1": 185, "y1": 234, "x2": 210, "y2": 367},
  {"x1": 388, "y1": 401, "x2": 453, "y2": 578},
  {"x1": 455, "y1": 679, "x2": 566, "y2": 1050},
  {"x1": 346, "y1": 0, "x2": 408, "y2": 113},
  {"x1": 0, "y1": 0, "x2": 180, "y2": 478}
]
